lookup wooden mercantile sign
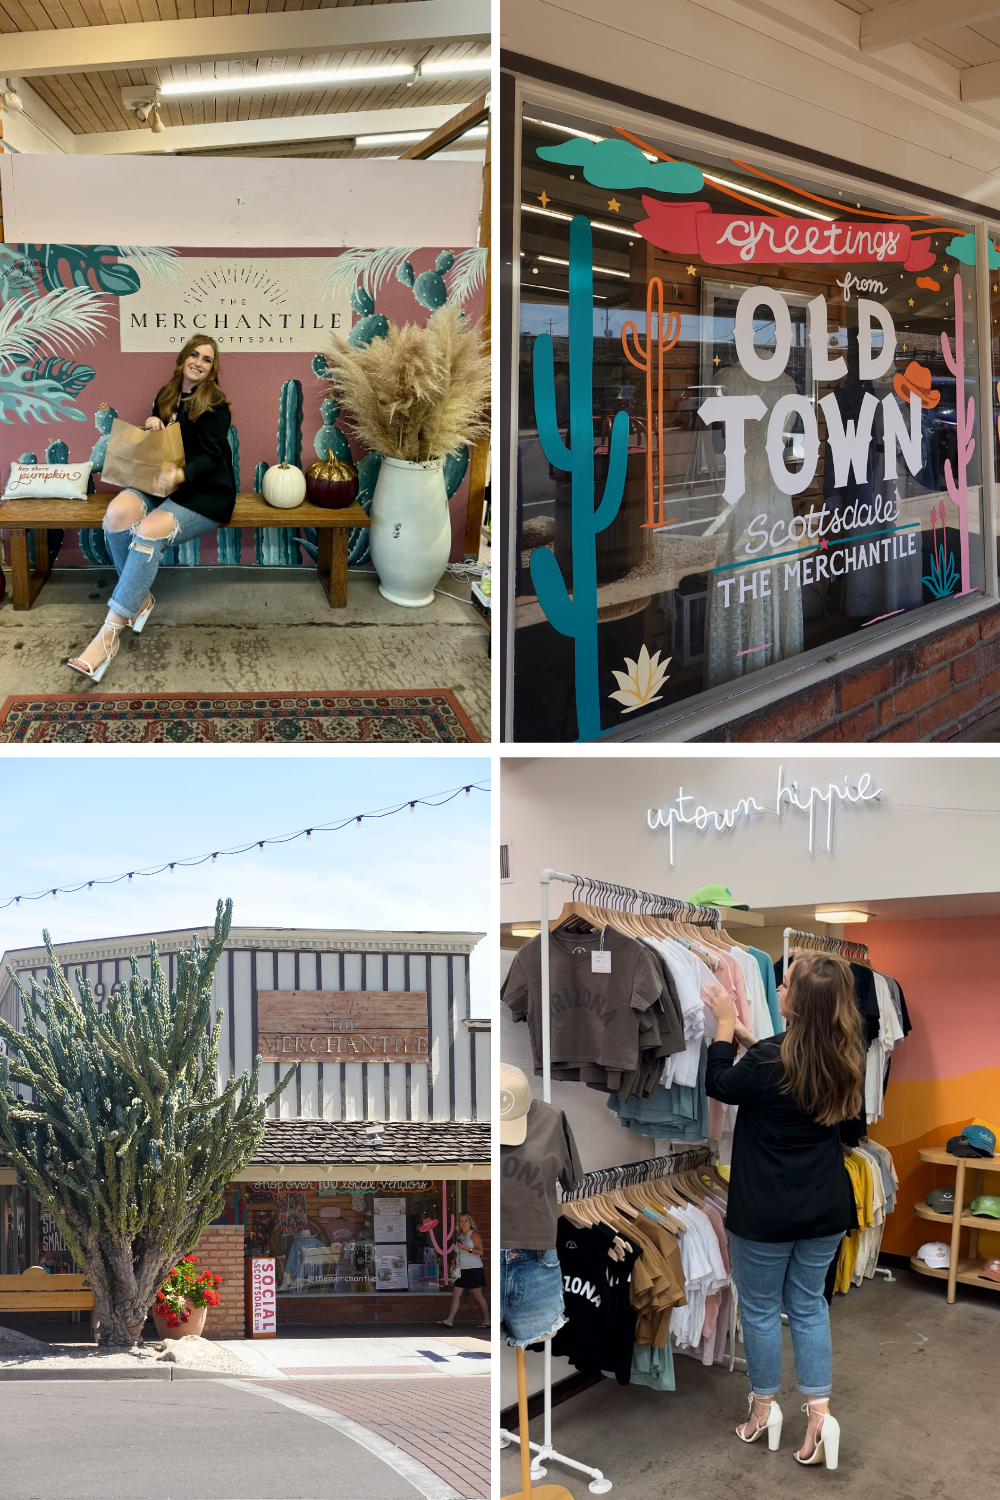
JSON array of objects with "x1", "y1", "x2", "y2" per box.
[{"x1": 256, "y1": 991, "x2": 429, "y2": 1061}]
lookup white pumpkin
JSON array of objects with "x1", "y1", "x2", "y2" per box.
[{"x1": 262, "y1": 461, "x2": 307, "y2": 509}]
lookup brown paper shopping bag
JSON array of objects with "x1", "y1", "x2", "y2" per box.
[{"x1": 101, "y1": 419, "x2": 185, "y2": 494}]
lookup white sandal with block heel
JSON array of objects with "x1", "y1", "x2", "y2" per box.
[
  {"x1": 736, "y1": 1394, "x2": 783, "y2": 1450},
  {"x1": 129, "y1": 593, "x2": 155, "y2": 634},
  {"x1": 66, "y1": 620, "x2": 124, "y2": 684},
  {"x1": 794, "y1": 1400, "x2": 840, "y2": 1470}
]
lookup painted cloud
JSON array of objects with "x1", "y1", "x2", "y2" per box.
[
  {"x1": 536, "y1": 138, "x2": 704, "y2": 194},
  {"x1": 944, "y1": 233, "x2": 1000, "y2": 268}
]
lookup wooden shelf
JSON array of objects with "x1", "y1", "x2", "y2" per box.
[
  {"x1": 910, "y1": 1256, "x2": 1000, "y2": 1290},
  {"x1": 917, "y1": 1147, "x2": 1000, "y2": 1170},
  {"x1": 914, "y1": 1203, "x2": 1000, "y2": 1231}
]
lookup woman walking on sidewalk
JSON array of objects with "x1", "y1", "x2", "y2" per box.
[
  {"x1": 437, "y1": 1215, "x2": 490, "y2": 1328},
  {"x1": 67, "y1": 335, "x2": 237, "y2": 682}
]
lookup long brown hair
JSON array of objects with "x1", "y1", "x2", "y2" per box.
[
  {"x1": 779, "y1": 953, "x2": 864, "y2": 1126},
  {"x1": 156, "y1": 335, "x2": 229, "y2": 423}
]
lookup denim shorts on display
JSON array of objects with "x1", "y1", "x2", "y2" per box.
[{"x1": 501, "y1": 1247, "x2": 567, "y2": 1347}]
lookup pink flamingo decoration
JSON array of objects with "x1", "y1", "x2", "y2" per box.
[
  {"x1": 418, "y1": 1201, "x2": 456, "y2": 1287},
  {"x1": 940, "y1": 271, "x2": 976, "y2": 596}
]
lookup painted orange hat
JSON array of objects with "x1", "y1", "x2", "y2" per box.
[{"x1": 893, "y1": 360, "x2": 940, "y2": 409}]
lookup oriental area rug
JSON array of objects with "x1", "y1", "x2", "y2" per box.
[{"x1": 0, "y1": 689, "x2": 482, "y2": 743}]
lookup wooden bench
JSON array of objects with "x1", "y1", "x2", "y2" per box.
[
  {"x1": 0, "y1": 1266, "x2": 95, "y2": 1326},
  {"x1": 0, "y1": 492, "x2": 370, "y2": 611}
]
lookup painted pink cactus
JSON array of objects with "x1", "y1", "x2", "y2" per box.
[
  {"x1": 418, "y1": 1210, "x2": 456, "y2": 1286},
  {"x1": 940, "y1": 271, "x2": 976, "y2": 595}
]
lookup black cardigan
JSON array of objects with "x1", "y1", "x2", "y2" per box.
[
  {"x1": 152, "y1": 389, "x2": 237, "y2": 525},
  {"x1": 706, "y1": 1038, "x2": 858, "y2": 1243}
]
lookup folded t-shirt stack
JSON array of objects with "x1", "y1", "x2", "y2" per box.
[{"x1": 502, "y1": 926, "x2": 685, "y2": 1099}]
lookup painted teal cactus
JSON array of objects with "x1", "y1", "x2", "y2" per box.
[
  {"x1": 254, "y1": 383, "x2": 304, "y2": 567},
  {"x1": 530, "y1": 216, "x2": 629, "y2": 742},
  {"x1": 348, "y1": 452, "x2": 382, "y2": 565},
  {"x1": 314, "y1": 395, "x2": 352, "y2": 464},
  {"x1": 81, "y1": 403, "x2": 117, "y2": 564},
  {"x1": 17, "y1": 451, "x2": 37, "y2": 463},
  {"x1": 397, "y1": 251, "x2": 453, "y2": 312},
  {"x1": 45, "y1": 437, "x2": 69, "y2": 463},
  {"x1": 347, "y1": 287, "x2": 390, "y2": 348},
  {"x1": 277, "y1": 379, "x2": 303, "y2": 469}
]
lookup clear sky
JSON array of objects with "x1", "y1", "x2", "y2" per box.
[{"x1": 0, "y1": 754, "x2": 491, "y2": 1016}]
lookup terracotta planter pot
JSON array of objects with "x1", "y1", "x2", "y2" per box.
[{"x1": 152, "y1": 1299, "x2": 208, "y2": 1341}]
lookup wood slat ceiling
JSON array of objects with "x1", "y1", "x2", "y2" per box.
[
  {"x1": 835, "y1": 0, "x2": 1000, "y2": 71},
  {"x1": 0, "y1": 0, "x2": 488, "y2": 143}
]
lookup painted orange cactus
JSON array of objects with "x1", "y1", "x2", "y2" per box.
[{"x1": 621, "y1": 277, "x2": 681, "y2": 530}]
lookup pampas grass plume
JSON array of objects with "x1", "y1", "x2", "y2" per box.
[{"x1": 325, "y1": 306, "x2": 490, "y2": 464}]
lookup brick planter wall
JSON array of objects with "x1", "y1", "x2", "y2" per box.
[
  {"x1": 695, "y1": 604, "x2": 1000, "y2": 742},
  {"x1": 187, "y1": 1223, "x2": 245, "y2": 1339}
]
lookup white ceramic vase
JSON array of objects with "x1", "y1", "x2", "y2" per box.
[{"x1": 369, "y1": 456, "x2": 451, "y2": 608}]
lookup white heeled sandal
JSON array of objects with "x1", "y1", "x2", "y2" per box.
[
  {"x1": 66, "y1": 620, "x2": 124, "y2": 684},
  {"x1": 794, "y1": 1400, "x2": 840, "y2": 1470},
  {"x1": 736, "y1": 1393, "x2": 783, "y2": 1451},
  {"x1": 129, "y1": 593, "x2": 155, "y2": 634}
]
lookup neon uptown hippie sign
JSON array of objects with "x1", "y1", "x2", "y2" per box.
[
  {"x1": 527, "y1": 132, "x2": 984, "y2": 742},
  {"x1": 647, "y1": 765, "x2": 884, "y2": 866}
]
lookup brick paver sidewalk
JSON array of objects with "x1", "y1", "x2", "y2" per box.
[{"x1": 262, "y1": 1373, "x2": 489, "y2": 1498}]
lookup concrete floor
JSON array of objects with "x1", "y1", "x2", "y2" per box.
[
  {"x1": 500, "y1": 1270, "x2": 1000, "y2": 1500},
  {"x1": 0, "y1": 565, "x2": 490, "y2": 740}
]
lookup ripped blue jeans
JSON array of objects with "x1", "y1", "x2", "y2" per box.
[{"x1": 104, "y1": 490, "x2": 218, "y2": 619}]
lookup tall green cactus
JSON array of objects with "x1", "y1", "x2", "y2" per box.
[
  {"x1": 530, "y1": 216, "x2": 629, "y2": 742},
  {"x1": 255, "y1": 382, "x2": 303, "y2": 567},
  {"x1": 277, "y1": 379, "x2": 303, "y2": 468}
]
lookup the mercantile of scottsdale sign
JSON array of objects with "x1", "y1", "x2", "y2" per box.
[{"x1": 255, "y1": 991, "x2": 430, "y2": 1059}]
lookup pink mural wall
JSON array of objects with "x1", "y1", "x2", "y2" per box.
[
  {"x1": 0, "y1": 245, "x2": 485, "y2": 567},
  {"x1": 847, "y1": 916, "x2": 1000, "y2": 1259}
]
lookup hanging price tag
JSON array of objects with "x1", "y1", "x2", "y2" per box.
[{"x1": 591, "y1": 950, "x2": 611, "y2": 974}]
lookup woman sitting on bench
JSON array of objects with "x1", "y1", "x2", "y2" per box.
[{"x1": 67, "y1": 335, "x2": 237, "y2": 682}]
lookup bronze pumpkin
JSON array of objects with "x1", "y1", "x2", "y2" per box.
[{"x1": 306, "y1": 450, "x2": 360, "y2": 509}]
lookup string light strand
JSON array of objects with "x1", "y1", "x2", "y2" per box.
[{"x1": 0, "y1": 780, "x2": 489, "y2": 909}]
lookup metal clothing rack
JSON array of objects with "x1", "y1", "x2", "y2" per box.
[
  {"x1": 504, "y1": 870, "x2": 725, "y2": 1495},
  {"x1": 782, "y1": 926, "x2": 870, "y2": 973},
  {"x1": 562, "y1": 1146, "x2": 711, "y2": 1201}
]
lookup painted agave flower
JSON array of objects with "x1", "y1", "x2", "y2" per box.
[{"x1": 608, "y1": 644, "x2": 671, "y2": 714}]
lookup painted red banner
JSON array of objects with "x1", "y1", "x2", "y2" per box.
[{"x1": 634, "y1": 198, "x2": 936, "y2": 272}]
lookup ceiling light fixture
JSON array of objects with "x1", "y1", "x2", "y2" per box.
[
  {"x1": 510, "y1": 925, "x2": 541, "y2": 937},
  {"x1": 521, "y1": 202, "x2": 635, "y2": 238},
  {"x1": 814, "y1": 910, "x2": 871, "y2": 924},
  {"x1": 159, "y1": 64, "x2": 414, "y2": 97},
  {"x1": 537, "y1": 253, "x2": 629, "y2": 279},
  {"x1": 420, "y1": 58, "x2": 491, "y2": 75}
]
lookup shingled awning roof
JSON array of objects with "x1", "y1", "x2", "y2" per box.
[{"x1": 240, "y1": 1118, "x2": 489, "y2": 1170}]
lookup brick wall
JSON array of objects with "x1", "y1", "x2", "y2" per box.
[
  {"x1": 695, "y1": 604, "x2": 1000, "y2": 742},
  {"x1": 187, "y1": 1223, "x2": 245, "y2": 1339}
]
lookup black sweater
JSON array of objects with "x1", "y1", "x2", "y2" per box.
[
  {"x1": 706, "y1": 1038, "x2": 858, "y2": 1243},
  {"x1": 152, "y1": 389, "x2": 237, "y2": 525}
]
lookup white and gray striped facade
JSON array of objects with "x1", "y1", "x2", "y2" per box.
[{"x1": 0, "y1": 926, "x2": 489, "y2": 1126}]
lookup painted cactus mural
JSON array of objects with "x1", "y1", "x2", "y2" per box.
[
  {"x1": 81, "y1": 402, "x2": 116, "y2": 566},
  {"x1": 255, "y1": 380, "x2": 303, "y2": 566},
  {"x1": 941, "y1": 270, "x2": 976, "y2": 596},
  {"x1": 396, "y1": 250, "x2": 455, "y2": 312},
  {"x1": 313, "y1": 394, "x2": 352, "y2": 464},
  {"x1": 347, "y1": 287, "x2": 390, "y2": 349},
  {"x1": 216, "y1": 425, "x2": 242, "y2": 565},
  {"x1": 530, "y1": 216, "x2": 630, "y2": 742}
]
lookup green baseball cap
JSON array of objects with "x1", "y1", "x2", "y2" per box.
[
  {"x1": 688, "y1": 883, "x2": 749, "y2": 911},
  {"x1": 971, "y1": 1195, "x2": 1000, "y2": 1219},
  {"x1": 925, "y1": 1188, "x2": 955, "y2": 1214}
]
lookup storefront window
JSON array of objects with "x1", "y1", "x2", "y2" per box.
[
  {"x1": 1, "y1": 1184, "x2": 29, "y2": 1275},
  {"x1": 241, "y1": 1181, "x2": 459, "y2": 1295},
  {"x1": 514, "y1": 104, "x2": 989, "y2": 740}
]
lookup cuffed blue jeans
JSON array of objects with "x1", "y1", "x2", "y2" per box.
[
  {"x1": 104, "y1": 489, "x2": 218, "y2": 619},
  {"x1": 728, "y1": 1231, "x2": 843, "y2": 1398}
]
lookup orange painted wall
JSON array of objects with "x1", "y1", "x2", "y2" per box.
[{"x1": 844, "y1": 916, "x2": 1000, "y2": 1258}]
